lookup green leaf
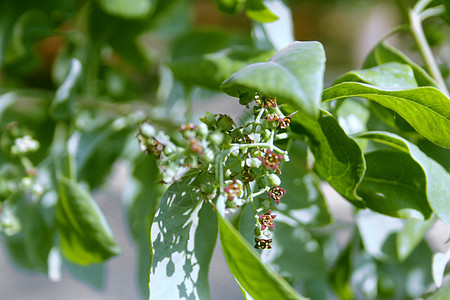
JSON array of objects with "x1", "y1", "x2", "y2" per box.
[
  {"x1": 76, "y1": 127, "x2": 129, "y2": 189},
  {"x1": 396, "y1": 217, "x2": 434, "y2": 261},
  {"x1": 97, "y1": 0, "x2": 154, "y2": 18},
  {"x1": 432, "y1": 247, "x2": 450, "y2": 287},
  {"x1": 322, "y1": 82, "x2": 450, "y2": 149},
  {"x1": 357, "y1": 149, "x2": 432, "y2": 219},
  {"x1": 251, "y1": 0, "x2": 294, "y2": 51},
  {"x1": 218, "y1": 213, "x2": 305, "y2": 300},
  {"x1": 123, "y1": 154, "x2": 165, "y2": 299},
  {"x1": 56, "y1": 177, "x2": 120, "y2": 265},
  {"x1": 23, "y1": 197, "x2": 54, "y2": 274},
  {"x1": 362, "y1": 41, "x2": 438, "y2": 87},
  {"x1": 149, "y1": 172, "x2": 218, "y2": 300},
  {"x1": 356, "y1": 131, "x2": 450, "y2": 225},
  {"x1": 356, "y1": 209, "x2": 434, "y2": 262},
  {"x1": 215, "y1": 0, "x2": 246, "y2": 14},
  {"x1": 426, "y1": 278, "x2": 450, "y2": 300},
  {"x1": 334, "y1": 62, "x2": 418, "y2": 88},
  {"x1": 329, "y1": 236, "x2": 356, "y2": 300},
  {"x1": 64, "y1": 259, "x2": 106, "y2": 289},
  {"x1": 285, "y1": 106, "x2": 366, "y2": 207},
  {"x1": 221, "y1": 41, "x2": 326, "y2": 116},
  {"x1": 377, "y1": 241, "x2": 433, "y2": 298},
  {"x1": 278, "y1": 141, "x2": 331, "y2": 227},
  {"x1": 170, "y1": 45, "x2": 275, "y2": 90},
  {"x1": 356, "y1": 209, "x2": 403, "y2": 261},
  {"x1": 245, "y1": 0, "x2": 279, "y2": 23},
  {"x1": 50, "y1": 59, "x2": 81, "y2": 120},
  {"x1": 266, "y1": 222, "x2": 327, "y2": 281}
]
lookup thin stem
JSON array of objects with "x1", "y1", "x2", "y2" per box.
[
  {"x1": 420, "y1": 5, "x2": 445, "y2": 21},
  {"x1": 412, "y1": 0, "x2": 433, "y2": 14},
  {"x1": 409, "y1": 10, "x2": 449, "y2": 96},
  {"x1": 229, "y1": 142, "x2": 287, "y2": 154}
]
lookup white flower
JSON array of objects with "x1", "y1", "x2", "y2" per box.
[{"x1": 12, "y1": 135, "x2": 39, "y2": 154}]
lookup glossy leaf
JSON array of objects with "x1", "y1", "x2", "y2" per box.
[
  {"x1": 356, "y1": 131, "x2": 450, "y2": 225},
  {"x1": 245, "y1": 0, "x2": 279, "y2": 23},
  {"x1": 215, "y1": 0, "x2": 246, "y2": 14},
  {"x1": 322, "y1": 82, "x2": 450, "y2": 149},
  {"x1": 56, "y1": 177, "x2": 120, "y2": 265},
  {"x1": 357, "y1": 149, "x2": 432, "y2": 219},
  {"x1": 221, "y1": 41, "x2": 326, "y2": 116},
  {"x1": 362, "y1": 41, "x2": 437, "y2": 87},
  {"x1": 149, "y1": 172, "x2": 217, "y2": 300},
  {"x1": 97, "y1": 0, "x2": 154, "y2": 18},
  {"x1": 334, "y1": 62, "x2": 418, "y2": 88},
  {"x1": 218, "y1": 213, "x2": 305, "y2": 300},
  {"x1": 285, "y1": 106, "x2": 366, "y2": 207}
]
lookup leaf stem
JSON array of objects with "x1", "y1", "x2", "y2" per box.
[{"x1": 409, "y1": 9, "x2": 449, "y2": 96}]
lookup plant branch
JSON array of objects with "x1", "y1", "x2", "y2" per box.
[{"x1": 409, "y1": 10, "x2": 449, "y2": 96}]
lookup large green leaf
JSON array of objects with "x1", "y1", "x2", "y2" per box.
[
  {"x1": 357, "y1": 149, "x2": 432, "y2": 219},
  {"x1": 218, "y1": 213, "x2": 305, "y2": 300},
  {"x1": 56, "y1": 177, "x2": 120, "y2": 265},
  {"x1": 334, "y1": 62, "x2": 418, "y2": 88},
  {"x1": 362, "y1": 41, "x2": 437, "y2": 87},
  {"x1": 356, "y1": 131, "x2": 450, "y2": 225},
  {"x1": 285, "y1": 106, "x2": 366, "y2": 207},
  {"x1": 149, "y1": 172, "x2": 218, "y2": 300},
  {"x1": 322, "y1": 82, "x2": 450, "y2": 149},
  {"x1": 221, "y1": 41, "x2": 326, "y2": 116},
  {"x1": 97, "y1": 0, "x2": 154, "y2": 19}
]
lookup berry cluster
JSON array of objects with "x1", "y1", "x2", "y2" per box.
[{"x1": 138, "y1": 95, "x2": 292, "y2": 249}]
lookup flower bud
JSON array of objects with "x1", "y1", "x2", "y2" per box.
[
  {"x1": 21, "y1": 177, "x2": 33, "y2": 188},
  {"x1": 246, "y1": 157, "x2": 262, "y2": 169},
  {"x1": 141, "y1": 123, "x2": 156, "y2": 138},
  {"x1": 198, "y1": 123, "x2": 209, "y2": 138},
  {"x1": 267, "y1": 174, "x2": 281, "y2": 186},
  {"x1": 209, "y1": 132, "x2": 223, "y2": 145},
  {"x1": 203, "y1": 148, "x2": 215, "y2": 163}
]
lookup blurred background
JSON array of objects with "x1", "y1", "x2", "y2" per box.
[{"x1": 1, "y1": 0, "x2": 449, "y2": 299}]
